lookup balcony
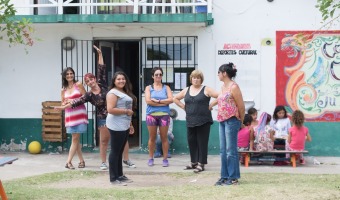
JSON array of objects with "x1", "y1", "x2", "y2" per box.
[{"x1": 12, "y1": 0, "x2": 213, "y2": 26}]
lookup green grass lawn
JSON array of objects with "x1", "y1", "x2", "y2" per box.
[{"x1": 3, "y1": 171, "x2": 340, "y2": 200}]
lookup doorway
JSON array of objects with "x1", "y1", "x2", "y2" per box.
[{"x1": 97, "y1": 40, "x2": 141, "y2": 148}]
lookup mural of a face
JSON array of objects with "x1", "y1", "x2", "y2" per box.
[{"x1": 277, "y1": 31, "x2": 340, "y2": 121}]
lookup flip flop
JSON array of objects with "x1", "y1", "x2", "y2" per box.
[
  {"x1": 184, "y1": 163, "x2": 198, "y2": 170},
  {"x1": 194, "y1": 164, "x2": 205, "y2": 173}
]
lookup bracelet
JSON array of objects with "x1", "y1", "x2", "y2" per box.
[{"x1": 158, "y1": 99, "x2": 161, "y2": 103}]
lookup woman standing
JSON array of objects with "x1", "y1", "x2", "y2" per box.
[
  {"x1": 173, "y1": 70, "x2": 218, "y2": 173},
  {"x1": 61, "y1": 67, "x2": 88, "y2": 169},
  {"x1": 210, "y1": 62, "x2": 245, "y2": 186},
  {"x1": 144, "y1": 67, "x2": 173, "y2": 167},
  {"x1": 54, "y1": 46, "x2": 135, "y2": 170},
  {"x1": 106, "y1": 71, "x2": 136, "y2": 186}
]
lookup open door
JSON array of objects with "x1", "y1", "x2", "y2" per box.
[
  {"x1": 96, "y1": 40, "x2": 141, "y2": 148},
  {"x1": 62, "y1": 38, "x2": 141, "y2": 149}
]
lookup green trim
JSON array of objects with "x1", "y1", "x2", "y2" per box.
[
  {"x1": 141, "y1": 120, "x2": 340, "y2": 156},
  {"x1": 12, "y1": 14, "x2": 213, "y2": 25},
  {"x1": 0, "y1": 118, "x2": 94, "y2": 153},
  {"x1": 2, "y1": 119, "x2": 335, "y2": 156}
]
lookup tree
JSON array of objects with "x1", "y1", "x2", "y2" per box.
[
  {"x1": 316, "y1": 0, "x2": 340, "y2": 21},
  {"x1": 0, "y1": 0, "x2": 34, "y2": 47}
]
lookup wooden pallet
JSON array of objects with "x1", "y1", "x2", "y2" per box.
[{"x1": 42, "y1": 101, "x2": 66, "y2": 142}]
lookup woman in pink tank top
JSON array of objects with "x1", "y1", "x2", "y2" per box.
[
  {"x1": 60, "y1": 67, "x2": 88, "y2": 170},
  {"x1": 210, "y1": 62, "x2": 245, "y2": 186}
]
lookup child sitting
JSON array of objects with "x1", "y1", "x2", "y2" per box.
[
  {"x1": 154, "y1": 117, "x2": 174, "y2": 158},
  {"x1": 270, "y1": 105, "x2": 292, "y2": 165},
  {"x1": 248, "y1": 108, "x2": 259, "y2": 132},
  {"x1": 254, "y1": 112, "x2": 275, "y2": 152},
  {"x1": 287, "y1": 110, "x2": 312, "y2": 164},
  {"x1": 238, "y1": 114, "x2": 254, "y2": 151}
]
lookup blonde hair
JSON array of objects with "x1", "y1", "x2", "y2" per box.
[{"x1": 190, "y1": 70, "x2": 204, "y2": 84}]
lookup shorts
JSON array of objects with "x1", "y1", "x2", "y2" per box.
[
  {"x1": 146, "y1": 114, "x2": 170, "y2": 126},
  {"x1": 66, "y1": 123, "x2": 87, "y2": 134},
  {"x1": 97, "y1": 119, "x2": 106, "y2": 128}
]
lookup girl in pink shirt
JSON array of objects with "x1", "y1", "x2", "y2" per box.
[
  {"x1": 287, "y1": 110, "x2": 312, "y2": 164},
  {"x1": 238, "y1": 114, "x2": 254, "y2": 151}
]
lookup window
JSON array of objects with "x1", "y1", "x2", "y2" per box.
[
  {"x1": 147, "y1": 44, "x2": 192, "y2": 61},
  {"x1": 142, "y1": 36, "x2": 197, "y2": 91}
]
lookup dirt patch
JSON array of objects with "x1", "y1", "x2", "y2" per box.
[{"x1": 46, "y1": 171, "x2": 219, "y2": 188}]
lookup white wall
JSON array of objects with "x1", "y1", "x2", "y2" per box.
[
  {"x1": 2, "y1": 0, "x2": 336, "y2": 119},
  {"x1": 209, "y1": 0, "x2": 325, "y2": 116}
]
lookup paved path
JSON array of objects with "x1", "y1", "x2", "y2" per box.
[{"x1": 1, "y1": 152, "x2": 340, "y2": 181}]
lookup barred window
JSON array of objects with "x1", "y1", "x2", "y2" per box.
[{"x1": 142, "y1": 36, "x2": 197, "y2": 91}]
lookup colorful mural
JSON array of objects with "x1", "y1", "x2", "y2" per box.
[{"x1": 276, "y1": 31, "x2": 340, "y2": 121}]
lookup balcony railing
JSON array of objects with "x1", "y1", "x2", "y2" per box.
[{"x1": 14, "y1": 0, "x2": 212, "y2": 15}]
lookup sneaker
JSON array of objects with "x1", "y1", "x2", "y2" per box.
[
  {"x1": 214, "y1": 178, "x2": 227, "y2": 186},
  {"x1": 162, "y1": 159, "x2": 169, "y2": 167},
  {"x1": 118, "y1": 175, "x2": 133, "y2": 183},
  {"x1": 100, "y1": 162, "x2": 108, "y2": 170},
  {"x1": 110, "y1": 180, "x2": 127, "y2": 186},
  {"x1": 148, "y1": 159, "x2": 154, "y2": 166},
  {"x1": 154, "y1": 152, "x2": 162, "y2": 158},
  {"x1": 226, "y1": 179, "x2": 239, "y2": 185},
  {"x1": 123, "y1": 160, "x2": 136, "y2": 168}
]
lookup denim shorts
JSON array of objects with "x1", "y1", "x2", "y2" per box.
[
  {"x1": 66, "y1": 123, "x2": 87, "y2": 134},
  {"x1": 97, "y1": 119, "x2": 106, "y2": 128}
]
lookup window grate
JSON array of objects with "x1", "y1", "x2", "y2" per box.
[{"x1": 141, "y1": 36, "x2": 197, "y2": 91}]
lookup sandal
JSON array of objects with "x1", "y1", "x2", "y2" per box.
[
  {"x1": 194, "y1": 164, "x2": 205, "y2": 173},
  {"x1": 78, "y1": 161, "x2": 85, "y2": 168},
  {"x1": 65, "y1": 162, "x2": 75, "y2": 170},
  {"x1": 184, "y1": 163, "x2": 198, "y2": 170}
]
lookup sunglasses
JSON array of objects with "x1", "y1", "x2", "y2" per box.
[{"x1": 154, "y1": 73, "x2": 163, "y2": 77}]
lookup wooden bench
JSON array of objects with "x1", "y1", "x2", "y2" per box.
[
  {"x1": 0, "y1": 157, "x2": 18, "y2": 200},
  {"x1": 238, "y1": 150, "x2": 308, "y2": 168}
]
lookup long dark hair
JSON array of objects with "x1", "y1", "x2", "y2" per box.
[
  {"x1": 109, "y1": 71, "x2": 137, "y2": 109},
  {"x1": 243, "y1": 114, "x2": 253, "y2": 126},
  {"x1": 273, "y1": 105, "x2": 288, "y2": 123},
  {"x1": 62, "y1": 67, "x2": 77, "y2": 89},
  {"x1": 151, "y1": 67, "x2": 163, "y2": 77}
]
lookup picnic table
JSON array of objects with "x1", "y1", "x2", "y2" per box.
[{"x1": 0, "y1": 156, "x2": 18, "y2": 200}]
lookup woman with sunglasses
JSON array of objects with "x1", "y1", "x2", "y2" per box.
[{"x1": 144, "y1": 67, "x2": 173, "y2": 167}]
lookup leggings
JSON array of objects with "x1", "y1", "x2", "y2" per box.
[{"x1": 108, "y1": 129, "x2": 129, "y2": 182}]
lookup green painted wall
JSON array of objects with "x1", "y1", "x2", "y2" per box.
[
  {"x1": 0, "y1": 118, "x2": 94, "y2": 152},
  {"x1": 141, "y1": 120, "x2": 340, "y2": 156},
  {"x1": 1, "y1": 118, "x2": 339, "y2": 156},
  {"x1": 141, "y1": 121, "x2": 220, "y2": 155}
]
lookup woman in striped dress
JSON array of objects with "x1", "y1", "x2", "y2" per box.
[{"x1": 61, "y1": 67, "x2": 88, "y2": 169}]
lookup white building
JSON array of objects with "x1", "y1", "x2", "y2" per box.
[{"x1": 1, "y1": 0, "x2": 339, "y2": 156}]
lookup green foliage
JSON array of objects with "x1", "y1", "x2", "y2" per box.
[
  {"x1": 316, "y1": 0, "x2": 340, "y2": 21},
  {"x1": 0, "y1": 0, "x2": 34, "y2": 47}
]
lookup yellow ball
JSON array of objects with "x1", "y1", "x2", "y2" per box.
[{"x1": 28, "y1": 141, "x2": 41, "y2": 154}]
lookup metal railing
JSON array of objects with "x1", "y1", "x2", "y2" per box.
[{"x1": 14, "y1": 0, "x2": 212, "y2": 15}]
